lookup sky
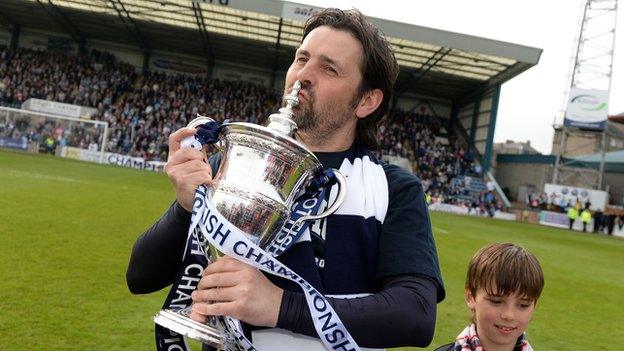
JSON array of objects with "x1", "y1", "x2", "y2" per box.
[{"x1": 296, "y1": 0, "x2": 623, "y2": 154}]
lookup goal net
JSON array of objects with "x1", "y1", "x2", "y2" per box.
[{"x1": 0, "y1": 106, "x2": 109, "y2": 163}]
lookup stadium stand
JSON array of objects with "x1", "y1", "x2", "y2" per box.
[
  {"x1": 0, "y1": 0, "x2": 549, "y2": 217},
  {"x1": 1, "y1": 44, "x2": 500, "y2": 209}
]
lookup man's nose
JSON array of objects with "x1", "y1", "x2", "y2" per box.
[{"x1": 296, "y1": 61, "x2": 315, "y2": 87}]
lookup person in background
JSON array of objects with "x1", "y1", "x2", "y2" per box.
[
  {"x1": 605, "y1": 212, "x2": 616, "y2": 235},
  {"x1": 435, "y1": 243, "x2": 544, "y2": 351},
  {"x1": 566, "y1": 205, "x2": 578, "y2": 230},
  {"x1": 574, "y1": 199, "x2": 582, "y2": 212},
  {"x1": 592, "y1": 208, "x2": 603, "y2": 233},
  {"x1": 580, "y1": 208, "x2": 592, "y2": 232}
]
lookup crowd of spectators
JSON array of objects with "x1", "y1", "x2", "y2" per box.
[
  {"x1": 525, "y1": 191, "x2": 624, "y2": 234},
  {"x1": 0, "y1": 46, "x2": 279, "y2": 161},
  {"x1": 377, "y1": 109, "x2": 497, "y2": 212},
  {"x1": 1, "y1": 45, "x2": 135, "y2": 108},
  {"x1": 1, "y1": 46, "x2": 495, "y2": 208},
  {"x1": 526, "y1": 191, "x2": 592, "y2": 213}
]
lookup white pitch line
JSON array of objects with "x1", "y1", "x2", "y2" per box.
[
  {"x1": 432, "y1": 226, "x2": 449, "y2": 234},
  {"x1": 4, "y1": 169, "x2": 85, "y2": 183}
]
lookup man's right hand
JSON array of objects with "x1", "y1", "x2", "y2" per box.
[{"x1": 164, "y1": 127, "x2": 213, "y2": 212}]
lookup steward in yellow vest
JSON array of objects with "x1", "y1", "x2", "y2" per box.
[
  {"x1": 567, "y1": 207, "x2": 578, "y2": 230},
  {"x1": 580, "y1": 209, "x2": 592, "y2": 232}
]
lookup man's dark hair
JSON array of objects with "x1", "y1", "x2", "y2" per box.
[{"x1": 302, "y1": 8, "x2": 399, "y2": 149}]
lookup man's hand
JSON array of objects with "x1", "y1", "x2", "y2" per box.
[
  {"x1": 190, "y1": 256, "x2": 284, "y2": 327},
  {"x1": 164, "y1": 127, "x2": 213, "y2": 212}
]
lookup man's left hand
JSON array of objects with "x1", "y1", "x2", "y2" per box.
[{"x1": 190, "y1": 256, "x2": 284, "y2": 327}]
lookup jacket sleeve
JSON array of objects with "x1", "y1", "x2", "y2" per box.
[
  {"x1": 276, "y1": 274, "x2": 438, "y2": 348},
  {"x1": 126, "y1": 202, "x2": 191, "y2": 294},
  {"x1": 126, "y1": 153, "x2": 221, "y2": 294}
]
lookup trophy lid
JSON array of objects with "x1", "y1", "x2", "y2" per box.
[
  {"x1": 266, "y1": 81, "x2": 301, "y2": 137},
  {"x1": 220, "y1": 80, "x2": 319, "y2": 164}
]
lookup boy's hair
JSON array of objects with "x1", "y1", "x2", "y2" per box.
[{"x1": 466, "y1": 243, "x2": 544, "y2": 301}]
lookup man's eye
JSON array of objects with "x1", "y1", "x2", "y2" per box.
[
  {"x1": 324, "y1": 66, "x2": 337, "y2": 74},
  {"x1": 296, "y1": 57, "x2": 308, "y2": 63}
]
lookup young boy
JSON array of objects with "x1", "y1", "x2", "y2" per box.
[{"x1": 436, "y1": 243, "x2": 544, "y2": 351}]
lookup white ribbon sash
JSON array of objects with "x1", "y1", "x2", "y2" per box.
[{"x1": 189, "y1": 184, "x2": 360, "y2": 351}]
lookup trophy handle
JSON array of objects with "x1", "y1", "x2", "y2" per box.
[
  {"x1": 292, "y1": 168, "x2": 347, "y2": 227},
  {"x1": 180, "y1": 114, "x2": 219, "y2": 150}
]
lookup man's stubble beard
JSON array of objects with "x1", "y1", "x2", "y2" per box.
[
  {"x1": 291, "y1": 99, "x2": 316, "y2": 132},
  {"x1": 287, "y1": 89, "x2": 360, "y2": 142}
]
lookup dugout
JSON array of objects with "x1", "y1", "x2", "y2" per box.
[{"x1": 0, "y1": 0, "x2": 541, "y2": 174}]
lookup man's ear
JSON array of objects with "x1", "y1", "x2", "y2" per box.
[
  {"x1": 465, "y1": 289, "x2": 476, "y2": 311},
  {"x1": 355, "y1": 88, "x2": 383, "y2": 119}
]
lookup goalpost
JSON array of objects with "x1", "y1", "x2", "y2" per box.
[{"x1": 0, "y1": 106, "x2": 109, "y2": 163}]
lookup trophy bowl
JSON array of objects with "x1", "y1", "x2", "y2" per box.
[{"x1": 210, "y1": 121, "x2": 325, "y2": 248}]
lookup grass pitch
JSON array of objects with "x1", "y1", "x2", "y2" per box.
[{"x1": 1, "y1": 149, "x2": 622, "y2": 350}]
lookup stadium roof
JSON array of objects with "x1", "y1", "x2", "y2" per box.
[
  {"x1": 610, "y1": 112, "x2": 624, "y2": 123},
  {"x1": 496, "y1": 153, "x2": 624, "y2": 173},
  {"x1": 574, "y1": 150, "x2": 624, "y2": 164},
  {"x1": 0, "y1": 0, "x2": 542, "y2": 101}
]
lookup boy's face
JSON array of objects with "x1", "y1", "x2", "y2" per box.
[{"x1": 466, "y1": 288, "x2": 536, "y2": 350}]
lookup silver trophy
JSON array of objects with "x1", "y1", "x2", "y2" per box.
[{"x1": 154, "y1": 81, "x2": 347, "y2": 349}]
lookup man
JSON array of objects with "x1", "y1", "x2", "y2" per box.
[
  {"x1": 567, "y1": 205, "x2": 578, "y2": 230},
  {"x1": 127, "y1": 8, "x2": 444, "y2": 350},
  {"x1": 605, "y1": 211, "x2": 616, "y2": 235},
  {"x1": 592, "y1": 208, "x2": 603, "y2": 233},
  {"x1": 580, "y1": 208, "x2": 592, "y2": 232}
]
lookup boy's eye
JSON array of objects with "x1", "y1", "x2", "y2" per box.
[{"x1": 487, "y1": 298, "x2": 502, "y2": 305}]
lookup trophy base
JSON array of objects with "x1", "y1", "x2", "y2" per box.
[{"x1": 154, "y1": 309, "x2": 225, "y2": 349}]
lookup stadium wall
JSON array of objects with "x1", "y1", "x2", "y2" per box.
[
  {"x1": 451, "y1": 86, "x2": 499, "y2": 172},
  {"x1": 472, "y1": 89, "x2": 497, "y2": 163},
  {"x1": 90, "y1": 37, "x2": 278, "y2": 85},
  {"x1": 86, "y1": 38, "x2": 144, "y2": 69},
  {"x1": 494, "y1": 155, "x2": 624, "y2": 205},
  {"x1": 494, "y1": 160, "x2": 553, "y2": 201},
  {"x1": 395, "y1": 94, "x2": 452, "y2": 119},
  {"x1": 0, "y1": 28, "x2": 10, "y2": 46},
  {"x1": 10, "y1": 28, "x2": 279, "y2": 87},
  {"x1": 551, "y1": 126, "x2": 624, "y2": 156},
  {"x1": 213, "y1": 63, "x2": 278, "y2": 88},
  {"x1": 7, "y1": 28, "x2": 450, "y2": 113},
  {"x1": 13, "y1": 28, "x2": 73, "y2": 52}
]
